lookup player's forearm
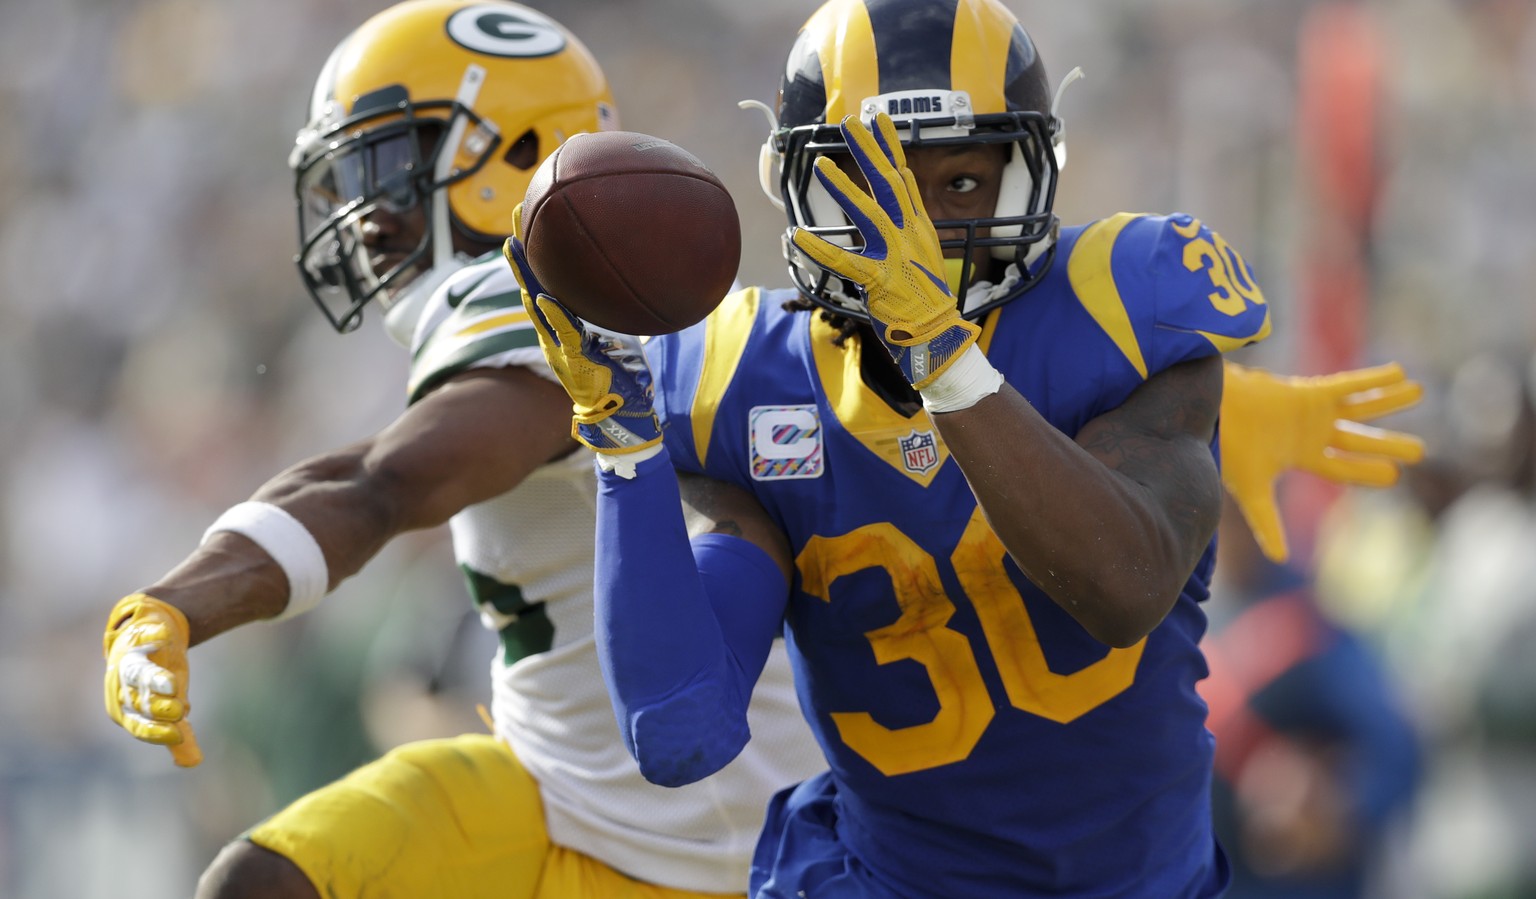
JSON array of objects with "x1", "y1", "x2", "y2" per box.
[
  {"x1": 247, "y1": 450, "x2": 408, "y2": 585},
  {"x1": 144, "y1": 532, "x2": 292, "y2": 645},
  {"x1": 593, "y1": 450, "x2": 779, "y2": 786},
  {"x1": 932, "y1": 387, "x2": 1201, "y2": 647},
  {"x1": 146, "y1": 449, "x2": 418, "y2": 644}
]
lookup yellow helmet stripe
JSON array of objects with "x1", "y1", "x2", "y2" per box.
[
  {"x1": 804, "y1": 0, "x2": 880, "y2": 123},
  {"x1": 950, "y1": 0, "x2": 1015, "y2": 114}
]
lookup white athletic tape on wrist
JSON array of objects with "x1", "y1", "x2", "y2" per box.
[
  {"x1": 594, "y1": 442, "x2": 664, "y2": 480},
  {"x1": 921, "y1": 344, "x2": 1005, "y2": 414},
  {"x1": 201, "y1": 502, "x2": 329, "y2": 621}
]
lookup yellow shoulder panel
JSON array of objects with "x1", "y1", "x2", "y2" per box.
[
  {"x1": 1194, "y1": 316, "x2": 1274, "y2": 352},
  {"x1": 1067, "y1": 213, "x2": 1149, "y2": 381},
  {"x1": 692, "y1": 288, "x2": 760, "y2": 467},
  {"x1": 809, "y1": 315, "x2": 950, "y2": 488}
]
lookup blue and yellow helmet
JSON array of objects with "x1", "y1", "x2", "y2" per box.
[{"x1": 757, "y1": 0, "x2": 1069, "y2": 322}]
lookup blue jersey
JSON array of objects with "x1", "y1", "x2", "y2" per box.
[{"x1": 648, "y1": 213, "x2": 1271, "y2": 898}]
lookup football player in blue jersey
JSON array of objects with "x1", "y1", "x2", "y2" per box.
[
  {"x1": 99, "y1": 2, "x2": 826, "y2": 897},
  {"x1": 504, "y1": 1, "x2": 1424, "y2": 897}
]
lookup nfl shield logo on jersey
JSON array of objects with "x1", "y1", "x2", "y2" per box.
[
  {"x1": 750, "y1": 405, "x2": 824, "y2": 480},
  {"x1": 899, "y1": 429, "x2": 939, "y2": 475}
]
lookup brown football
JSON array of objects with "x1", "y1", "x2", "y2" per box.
[{"x1": 519, "y1": 131, "x2": 741, "y2": 336}]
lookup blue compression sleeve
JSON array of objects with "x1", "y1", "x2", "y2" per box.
[{"x1": 594, "y1": 449, "x2": 789, "y2": 787}]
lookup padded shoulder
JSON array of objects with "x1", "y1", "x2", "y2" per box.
[
  {"x1": 1064, "y1": 213, "x2": 1272, "y2": 381},
  {"x1": 650, "y1": 286, "x2": 775, "y2": 472},
  {"x1": 407, "y1": 258, "x2": 541, "y2": 404}
]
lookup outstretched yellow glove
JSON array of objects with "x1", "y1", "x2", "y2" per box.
[
  {"x1": 504, "y1": 226, "x2": 661, "y2": 455},
  {"x1": 103, "y1": 593, "x2": 203, "y2": 767},
  {"x1": 1221, "y1": 361, "x2": 1425, "y2": 563},
  {"x1": 789, "y1": 113, "x2": 980, "y2": 389}
]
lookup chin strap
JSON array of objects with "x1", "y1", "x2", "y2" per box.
[
  {"x1": 382, "y1": 62, "x2": 488, "y2": 350},
  {"x1": 432, "y1": 64, "x2": 486, "y2": 270}
]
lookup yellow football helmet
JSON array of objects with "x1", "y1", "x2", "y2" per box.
[
  {"x1": 750, "y1": 0, "x2": 1075, "y2": 323},
  {"x1": 291, "y1": 0, "x2": 618, "y2": 336}
]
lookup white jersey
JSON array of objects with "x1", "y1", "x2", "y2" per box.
[{"x1": 407, "y1": 255, "x2": 824, "y2": 892}]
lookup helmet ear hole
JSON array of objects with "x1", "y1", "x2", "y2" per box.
[{"x1": 503, "y1": 129, "x2": 540, "y2": 170}]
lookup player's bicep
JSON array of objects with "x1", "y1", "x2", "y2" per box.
[
  {"x1": 363, "y1": 367, "x2": 577, "y2": 527},
  {"x1": 1074, "y1": 354, "x2": 1224, "y2": 569},
  {"x1": 677, "y1": 471, "x2": 793, "y2": 583}
]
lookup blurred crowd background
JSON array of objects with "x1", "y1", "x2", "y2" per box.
[{"x1": 1, "y1": 0, "x2": 1533, "y2": 896}]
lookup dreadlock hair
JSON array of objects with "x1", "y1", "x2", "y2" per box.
[
  {"x1": 782, "y1": 294, "x2": 861, "y2": 347},
  {"x1": 782, "y1": 292, "x2": 927, "y2": 413}
]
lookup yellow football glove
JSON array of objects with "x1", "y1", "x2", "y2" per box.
[
  {"x1": 102, "y1": 593, "x2": 203, "y2": 767},
  {"x1": 790, "y1": 113, "x2": 980, "y2": 389},
  {"x1": 503, "y1": 232, "x2": 661, "y2": 454},
  {"x1": 1221, "y1": 361, "x2": 1426, "y2": 563}
]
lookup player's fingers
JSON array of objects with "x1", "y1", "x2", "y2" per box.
[
  {"x1": 535, "y1": 296, "x2": 584, "y2": 350},
  {"x1": 524, "y1": 302, "x2": 562, "y2": 354},
  {"x1": 811, "y1": 157, "x2": 892, "y2": 255},
  {"x1": 1306, "y1": 452, "x2": 1402, "y2": 488},
  {"x1": 1224, "y1": 477, "x2": 1290, "y2": 564},
  {"x1": 503, "y1": 237, "x2": 527, "y2": 290},
  {"x1": 791, "y1": 226, "x2": 880, "y2": 285},
  {"x1": 510, "y1": 202, "x2": 525, "y2": 242},
  {"x1": 118, "y1": 707, "x2": 186, "y2": 745},
  {"x1": 124, "y1": 687, "x2": 187, "y2": 723},
  {"x1": 505, "y1": 239, "x2": 558, "y2": 351},
  {"x1": 1331, "y1": 421, "x2": 1427, "y2": 464},
  {"x1": 870, "y1": 113, "x2": 908, "y2": 170},
  {"x1": 839, "y1": 115, "x2": 904, "y2": 213},
  {"x1": 117, "y1": 661, "x2": 186, "y2": 720},
  {"x1": 1320, "y1": 362, "x2": 1407, "y2": 399},
  {"x1": 170, "y1": 722, "x2": 203, "y2": 768},
  {"x1": 860, "y1": 114, "x2": 912, "y2": 220},
  {"x1": 897, "y1": 166, "x2": 927, "y2": 232},
  {"x1": 118, "y1": 650, "x2": 179, "y2": 699},
  {"x1": 891, "y1": 158, "x2": 939, "y2": 235},
  {"x1": 502, "y1": 237, "x2": 546, "y2": 300},
  {"x1": 104, "y1": 668, "x2": 122, "y2": 721},
  {"x1": 1340, "y1": 380, "x2": 1424, "y2": 421}
]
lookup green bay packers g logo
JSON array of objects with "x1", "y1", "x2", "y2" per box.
[{"x1": 446, "y1": 5, "x2": 567, "y2": 58}]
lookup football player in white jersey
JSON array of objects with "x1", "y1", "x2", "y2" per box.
[
  {"x1": 100, "y1": 1, "x2": 1422, "y2": 896},
  {"x1": 100, "y1": 2, "x2": 825, "y2": 897}
]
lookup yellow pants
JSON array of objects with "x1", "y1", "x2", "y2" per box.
[{"x1": 248, "y1": 733, "x2": 738, "y2": 899}]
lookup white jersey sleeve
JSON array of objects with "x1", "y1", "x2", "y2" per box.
[
  {"x1": 406, "y1": 254, "x2": 555, "y2": 404},
  {"x1": 401, "y1": 255, "x2": 824, "y2": 893}
]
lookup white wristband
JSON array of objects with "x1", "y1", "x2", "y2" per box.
[
  {"x1": 202, "y1": 501, "x2": 329, "y2": 621},
  {"x1": 921, "y1": 344, "x2": 1005, "y2": 414},
  {"x1": 594, "y1": 442, "x2": 664, "y2": 480}
]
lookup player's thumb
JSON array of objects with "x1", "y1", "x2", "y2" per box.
[
  {"x1": 1231, "y1": 484, "x2": 1290, "y2": 565},
  {"x1": 503, "y1": 238, "x2": 533, "y2": 295},
  {"x1": 169, "y1": 721, "x2": 203, "y2": 768},
  {"x1": 791, "y1": 227, "x2": 876, "y2": 284}
]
